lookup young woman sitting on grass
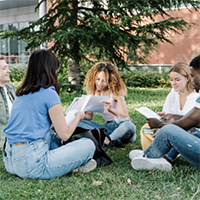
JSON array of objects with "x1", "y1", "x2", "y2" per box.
[
  {"x1": 129, "y1": 56, "x2": 200, "y2": 171},
  {"x1": 77, "y1": 61, "x2": 136, "y2": 147},
  {"x1": 139, "y1": 62, "x2": 199, "y2": 163},
  {"x1": 3, "y1": 49, "x2": 96, "y2": 179}
]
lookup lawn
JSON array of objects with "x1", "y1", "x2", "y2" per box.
[{"x1": 0, "y1": 87, "x2": 199, "y2": 200}]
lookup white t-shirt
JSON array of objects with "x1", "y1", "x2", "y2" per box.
[
  {"x1": 4, "y1": 86, "x2": 13, "y2": 114},
  {"x1": 162, "y1": 88, "x2": 200, "y2": 115}
]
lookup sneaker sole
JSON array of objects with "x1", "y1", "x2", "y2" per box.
[
  {"x1": 131, "y1": 157, "x2": 172, "y2": 171},
  {"x1": 73, "y1": 159, "x2": 97, "y2": 173},
  {"x1": 129, "y1": 150, "x2": 144, "y2": 160}
]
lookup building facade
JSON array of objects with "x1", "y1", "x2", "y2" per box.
[
  {"x1": 148, "y1": 7, "x2": 200, "y2": 65},
  {"x1": 0, "y1": 1, "x2": 199, "y2": 66},
  {"x1": 0, "y1": 0, "x2": 45, "y2": 65}
]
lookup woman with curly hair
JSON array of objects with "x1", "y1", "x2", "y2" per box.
[{"x1": 78, "y1": 62, "x2": 136, "y2": 147}]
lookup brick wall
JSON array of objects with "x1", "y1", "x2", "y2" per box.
[{"x1": 148, "y1": 7, "x2": 200, "y2": 65}]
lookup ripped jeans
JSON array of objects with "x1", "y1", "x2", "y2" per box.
[
  {"x1": 144, "y1": 124, "x2": 200, "y2": 169},
  {"x1": 164, "y1": 127, "x2": 200, "y2": 162}
]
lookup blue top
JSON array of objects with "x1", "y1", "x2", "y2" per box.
[{"x1": 4, "y1": 86, "x2": 61, "y2": 144}]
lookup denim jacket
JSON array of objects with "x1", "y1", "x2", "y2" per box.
[{"x1": 0, "y1": 82, "x2": 15, "y2": 149}]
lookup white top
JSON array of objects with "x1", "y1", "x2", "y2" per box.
[
  {"x1": 4, "y1": 86, "x2": 13, "y2": 114},
  {"x1": 162, "y1": 88, "x2": 200, "y2": 115},
  {"x1": 102, "y1": 93, "x2": 119, "y2": 121}
]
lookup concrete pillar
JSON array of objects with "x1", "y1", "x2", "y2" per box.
[
  {"x1": 159, "y1": 65, "x2": 161, "y2": 73},
  {"x1": 38, "y1": 0, "x2": 47, "y2": 49},
  {"x1": 39, "y1": 0, "x2": 46, "y2": 18}
]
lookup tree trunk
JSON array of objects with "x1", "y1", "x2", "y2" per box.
[{"x1": 67, "y1": 58, "x2": 80, "y2": 85}]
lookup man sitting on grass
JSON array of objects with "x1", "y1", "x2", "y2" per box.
[
  {"x1": 129, "y1": 55, "x2": 200, "y2": 171},
  {"x1": 0, "y1": 55, "x2": 15, "y2": 150}
]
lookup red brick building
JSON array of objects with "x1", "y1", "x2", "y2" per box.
[
  {"x1": 148, "y1": 7, "x2": 200, "y2": 65},
  {"x1": 0, "y1": 1, "x2": 199, "y2": 65}
]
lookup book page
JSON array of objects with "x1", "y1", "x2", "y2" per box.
[
  {"x1": 65, "y1": 110, "x2": 78, "y2": 124},
  {"x1": 65, "y1": 96, "x2": 90, "y2": 113},
  {"x1": 85, "y1": 95, "x2": 107, "y2": 113},
  {"x1": 64, "y1": 96, "x2": 90, "y2": 124},
  {"x1": 64, "y1": 95, "x2": 107, "y2": 124},
  {"x1": 135, "y1": 107, "x2": 161, "y2": 120}
]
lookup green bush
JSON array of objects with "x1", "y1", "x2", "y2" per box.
[
  {"x1": 10, "y1": 67, "x2": 26, "y2": 82},
  {"x1": 78, "y1": 61, "x2": 171, "y2": 88},
  {"x1": 120, "y1": 70, "x2": 171, "y2": 88},
  {"x1": 10, "y1": 66, "x2": 171, "y2": 89}
]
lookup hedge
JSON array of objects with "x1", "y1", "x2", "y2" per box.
[{"x1": 9, "y1": 67, "x2": 171, "y2": 89}]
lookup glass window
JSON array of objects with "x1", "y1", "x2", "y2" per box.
[
  {"x1": 0, "y1": 22, "x2": 31, "y2": 64},
  {"x1": 19, "y1": 22, "x2": 29, "y2": 29},
  {"x1": 0, "y1": 25, "x2": 9, "y2": 62},
  {"x1": 19, "y1": 22, "x2": 31, "y2": 63},
  {"x1": 9, "y1": 23, "x2": 18, "y2": 63}
]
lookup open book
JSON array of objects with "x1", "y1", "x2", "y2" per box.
[
  {"x1": 65, "y1": 95, "x2": 107, "y2": 124},
  {"x1": 135, "y1": 107, "x2": 161, "y2": 120}
]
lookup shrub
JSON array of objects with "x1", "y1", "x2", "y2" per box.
[
  {"x1": 120, "y1": 70, "x2": 171, "y2": 88},
  {"x1": 10, "y1": 66, "x2": 171, "y2": 90},
  {"x1": 10, "y1": 67, "x2": 26, "y2": 82}
]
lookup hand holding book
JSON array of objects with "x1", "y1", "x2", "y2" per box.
[
  {"x1": 135, "y1": 107, "x2": 166, "y2": 129},
  {"x1": 65, "y1": 95, "x2": 107, "y2": 124},
  {"x1": 147, "y1": 118, "x2": 166, "y2": 129},
  {"x1": 135, "y1": 107, "x2": 161, "y2": 120}
]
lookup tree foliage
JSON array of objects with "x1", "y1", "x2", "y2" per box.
[{"x1": 1, "y1": 0, "x2": 199, "y2": 80}]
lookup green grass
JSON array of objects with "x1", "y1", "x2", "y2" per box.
[{"x1": 0, "y1": 87, "x2": 200, "y2": 200}]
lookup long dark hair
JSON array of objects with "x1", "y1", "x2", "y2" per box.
[{"x1": 16, "y1": 49, "x2": 60, "y2": 96}]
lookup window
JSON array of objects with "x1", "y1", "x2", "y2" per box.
[{"x1": 0, "y1": 22, "x2": 31, "y2": 65}]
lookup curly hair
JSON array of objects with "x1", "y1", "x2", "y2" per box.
[
  {"x1": 169, "y1": 62, "x2": 194, "y2": 93},
  {"x1": 84, "y1": 62, "x2": 127, "y2": 96},
  {"x1": 190, "y1": 55, "x2": 200, "y2": 72}
]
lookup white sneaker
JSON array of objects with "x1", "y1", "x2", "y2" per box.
[
  {"x1": 131, "y1": 157, "x2": 172, "y2": 171},
  {"x1": 73, "y1": 159, "x2": 97, "y2": 173},
  {"x1": 129, "y1": 150, "x2": 144, "y2": 160}
]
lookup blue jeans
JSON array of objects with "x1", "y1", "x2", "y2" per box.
[
  {"x1": 144, "y1": 124, "x2": 200, "y2": 169},
  {"x1": 164, "y1": 128, "x2": 200, "y2": 162},
  {"x1": 3, "y1": 130, "x2": 95, "y2": 179},
  {"x1": 78, "y1": 119, "x2": 136, "y2": 143}
]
